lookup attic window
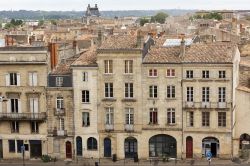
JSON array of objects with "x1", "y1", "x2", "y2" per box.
[{"x1": 56, "y1": 77, "x2": 63, "y2": 87}]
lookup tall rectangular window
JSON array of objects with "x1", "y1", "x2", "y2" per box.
[
  {"x1": 149, "y1": 108, "x2": 158, "y2": 124},
  {"x1": 186, "y1": 70, "x2": 194, "y2": 78},
  {"x1": 82, "y1": 72, "x2": 88, "y2": 82},
  {"x1": 8, "y1": 140, "x2": 15, "y2": 153},
  {"x1": 29, "y1": 98, "x2": 38, "y2": 113},
  {"x1": 187, "y1": 87, "x2": 194, "y2": 102},
  {"x1": 59, "y1": 118, "x2": 65, "y2": 130},
  {"x1": 219, "y1": 70, "x2": 226, "y2": 78},
  {"x1": 202, "y1": 112, "x2": 210, "y2": 127},
  {"x1": 125, "y1": 83, "x2": 133, "y2": 98},
  {"x1": 124, "y1": 60, "x2": 133, "y2": 74},
  {"x1": 202, "y1": 70, "x2": 209, "y2": 78},
  {"x1": 82, "y1": 112, "x2": 90, "y2": 127},
  {"x1": 31, "y1": 122, "x2": 39, "y2": 133},
  {"x1": 166, "y1": 69, "x2": 175, "y2": 77},
  {"x1": 56, "y1": 97, "x2": 64, "y2": 109},
  {"x1": 10, "y1": 99, "x2": 19, "y2": 113},
  {"x1": 105, "y1": 83, "x2": 113, "y2": 98},
  {"x1": 148, "y1": 69, "x2": 157, "y2": 77},
  {"x1": 125, "y1": 108, "x2": 134, "y2": 125},
  {"x1": 11, "y1": 121, "x2": 19, "y2": 133},
  {"x1": 10, "y1": 73, "x2": 17, "y2": 85},
  {"x1": 56, "y1": 77, "x2": 63, "y2": 87},
  {"x1": 167, "y1": 108, "x2": 176, "y2": 124},
  {"x1": 167, "y1": 85, "x2": 175, "y2": 99},
  {"x1": 104, "y1": 60, "x2": 113, "y2": 74},
  {"x1": 218, "y1": 87, "x2": 226, "y2": 102},
  {"x1": 202, "y1": 87, "x2": 210, "y2": 102},
  {"x1": 82, "y1": 90, "x2": 90, "y2": 103},
  {"x1": 187, "y1": 111, "x2": 194, "y2": 127},
  {"x1": 105, "y1": 107, "x2": 114, "y2": 125},
  {"x1": 17, "y1": 140, "x2": 24, "y2": 153},
  {"x1": 149, "y1": 85, "x2": 158, "y2": 98},
  {"x1": 29, "y1": 72, "x2": 37, "y2": 86},
  {"x1": 218, "y1": 112, "x2": 226, "y2": 127}
]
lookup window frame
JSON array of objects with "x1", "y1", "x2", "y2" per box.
[
  {"x1": 166, "y1": 69, "x2": 175, "y2": 77},
  {"x1": 87, "y1": 137, "x2": 98, "y2": 150},
  {"x1": 125, "y1": 83, "x2": 134, "y2": 98},
  {"x1": 105, "y1": 83, "x2": 114, "y2": 98},
  {"x1": 56, "y1": 97, "x2": 64, "y2": 109},
  {"x1": 219, "y1": 70, "x2": 226, "y2": 78},
  {"x1": 167, "y1": 85, "x2": 175, "y2": 99},
  {"x1": 187, "y1": 87, "x2": 194, "y2": 102},
  {"x1": 218, "y1": 87, "x2": 226, "y2": 102},
  {"x1": 124, "y1": 60, "x2": 133, "y2": 74},
  {"x1": 202, "y1": 70, "x2": 210, "y2": 79},
  {"x1": 82, "y1": 72, "x2": 88, "y2": 82},
  {"x1": 148, "y1": 69, "x2": 158, "y2": 77},
  {"x1": 149, "y1": 85, "x2": 158, "y2": 98},
  {"x1": 218, "y1": 112, "x2": 226, "y2": 127},
  {"x1": 82, "y1": 112, "x2": 90, "y2": 127},
  {"x1": 10, "y1": 73, "x2": 17, "y2": 86},
  {"x1": 202, "y1": 112, "x2": 210, "y2": 127},
  {"x1": 105, "y1": 107, "x2": 114, "y2": 125},
  {"x1": 104, "y1": 60, "x2": 113, "y2": 74},
  {"x1": 149, "y1": 108, "x2": 158, "y2": 124},
  {"x1": 125, "y1": 108, "x2": 134, "y2": 125},
  {"x1": 56, "y1": 77, "x2": 63, "y2": 87},
  {"x1": 8, "y1": 140, "x2": 16, "y2": 153},
  {"x1": 186, "y1": 70, "x2": 194, "y2": 79},
  {"x1": 82, "y1": 90, "x2": 90, "y2": 103},
  {"x1": 167, "y1": 108, "x2": 176, "y2": 125},
  {"x1": 202, "y1": 87, "x2": 210, "y2": 102}
]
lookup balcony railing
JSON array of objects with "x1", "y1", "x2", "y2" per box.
[
  {"x1": 105, "y1": 124, "x2": 114, "y2": 131},
  {"x1": 54, "y1": 108, "x2": 66, "y2": 116},
  {"x1": 124, "y1": 124, "x2": 134, "y2": 131},
  {"x1": 183, "y1": 102, "x2": 231, "y2": 109},
  {"x1": 48, "y1": 129, "x2": 67, "y2": 136},
  {"x1": 0, "y1": 112, "x2": 46, "y2": 121}
]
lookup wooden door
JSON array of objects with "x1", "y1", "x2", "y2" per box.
[
  {"x1": 104, "y1": 138, "x2": 111, "y2": 157},
  {"x1": 186, "y1": 136, "x2": 193, "y2": 158},
  {"x1": 66, "y1": 141, "x2": 72, "y2": 159},
  {"x1": 0, "y1": 140, "x2": 2, "y2": 159}
]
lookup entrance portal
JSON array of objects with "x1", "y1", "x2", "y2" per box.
[
  {"x1": 124, "y1": 137, "x2": 137, "y2": 158},
  {"x1": 104, "y1": 138, "x2": 111, "y2": 157},
  {"x1": 202, "y1": 137, "x2": 219, "y2": 157},
  {"x1": 65, "y1": 141, "x2": 72, "y2": 159},
  {"x1": 29, "y1": 140, "x2": 42, "y2": 158},
  {"x1": 186, "y1": 136, "x2": 193, "y2": 158}
]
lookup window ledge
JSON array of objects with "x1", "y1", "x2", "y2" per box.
[
  {"x1": 148, "y1": 123, "x2": 159, "y2": 126},
  {"x1": 166, "y1": 76, "x2": 176, "y2": 78},
  {"x1": 165, "y1": 98, "x2": 176, "y2": 101},
  {"x1": 82, "y1": 102, "x2": 91, "y2": 104},
  {"x1": 147, "y1": 98, "x2": 159, "y2": 100},
  {"x1": 121, "y1": 98, "x2": 137, "y2": 102},
  {"x1": 165, "y1": 123, "x2": 176, "y2": 126},
  {"x1": 148, "y1": 76, "x2": 158, "y2": 78}
]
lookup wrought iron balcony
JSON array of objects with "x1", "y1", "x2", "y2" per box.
[
  {"x1": 48, "y1": 129, "x2": 67, "y2": 136},
  {"x1": 183, "y1": 102, "x2": 231, "y2": 109},
  {"x1": 54, "y1": 108, "x2": 66, "y2": 116},
  {"x1": 0, "y1": 112, "x2": 46, "y2": 121}
]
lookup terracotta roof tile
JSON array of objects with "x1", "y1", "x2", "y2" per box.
[
  {"x1": 99, "y1": 35, "x2": 138, "y2": 49},
  {"x1": 71, "y1": 48, "x2": 97, "y2": 66}
]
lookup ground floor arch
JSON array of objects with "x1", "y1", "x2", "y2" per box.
[
  {"x1": 76, "y1": 136, "x2": 82, "y2": 156},
  {"x1": 149, "y1": 134, "x2": 177, "y2": 158},
  {"x1": 65, "y1": 141, "x2": 72, "y2": 159},
  {"x1": 186, "y1": 136, "x2": 193, "y2": 158},
  {"x1": 202, "y1": 137, "x2": 219, "y2": 157},
  {"x1": 239, "y1": 133, "x2": 250, "y2": 150},
  {"x1": 124, "y1": 137, "x2": 137, "y2": 158}
]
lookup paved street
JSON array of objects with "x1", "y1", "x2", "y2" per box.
[{"x1": 0, "y1": 158, "x2": 249, "y2": 166}]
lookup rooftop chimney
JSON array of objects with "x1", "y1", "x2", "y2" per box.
[
  {"x1": 97, "y1": 28, "x2": 102, "y2": 47},
  {"x1": 180, "y1": 34, "x2": 185, "y2": 58},
  {"x1": 95, "y1": 4, "x2": 98, "y2": 8},
  {"x1": 136, "y1": 30, "x2": 144, "y2": 48}
]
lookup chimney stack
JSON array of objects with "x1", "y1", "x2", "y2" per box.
[
  {"x1": 95, "y1": 4, "x2": 98, "y2": 8},
  {"x1": 136, "y1": 30, "x2": 144, "y2": 48},
  {"x1": 97, "y1": 28, "x2": 102, "y2": 47},
  {"x1": 180, "y1": 34, "x2": 185, "y2": 58}
]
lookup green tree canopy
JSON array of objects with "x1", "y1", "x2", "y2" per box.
[
  {"x1": 151, "y1": 12, "x2": 168, "y2": 24},
  {"x1": 139, "y1": 17, "x2": 150, "y2": 26},
  {"x1": 38, "y1": 20, "x2": 44, "y2": 27}
]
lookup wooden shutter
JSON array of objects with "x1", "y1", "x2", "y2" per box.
[
  {"x1": 18, "y1": 99, "x2": 21, "y2": 113},
  {"x1": 33, "y1": 73, "x2": 38, "y2": 86},
  {"x1": 34, "y1": 98, "x2": 39, "y2": 113},
  {"x1": 17, "y1": 73, "x2": 21, "y2": 86},
  {"x1": 5, "y1": 74, "x2": 10, "y2": 86}
]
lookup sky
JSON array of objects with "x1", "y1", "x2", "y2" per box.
[{"x1": 0, "y1": 0, "x2": 249, "y2": 11}]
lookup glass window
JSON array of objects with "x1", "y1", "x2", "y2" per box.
[
  {"x1": 82, "y1": 112, "x2": 90, "y2": 127},
  {"x1": 56, "y1": 97, "x2": 64, "y2": 109},
  {"x1": 87, "y1": 137, "x2": 97, "y2": 150},
  {"x1": 11, "y1": 121, "x2": 19, "y2": 133},
  {"x1": 167, "y1": 108, "x2": 175, "y2": 124},
  {"x1": 105, "y1": 107, "x2": 114, "y2": 125},
  {"x1": 105, "y1": 83, "x2": 113, "y2": 98},
  {"x1": 56, "y1": 77, "x2": 63, "y2": 87},
  {"x1": 8, "y1": 140, "x2": 15, "y2": 153},
  {"x1": 10, "y1": 73, "x2": 17, "y2": 85},
  {"x1": 17, "y1": 140, "x2": 24, "y2": 153},
  {"x1": 218, "y1": 112, "x2": 226, "y2": 127},
  {"x1": 186, "y1": 70, "x2": 193, "y2": 78},
  {"x1": 149, "y1": 108, "x2": 158, "y2": 124},
  {"x1": 202, "y1": 112, "x2": 210, "y2": 127},
  {"x1": 166, "y1": 69, "x2": 175, "y2": 77},
  {"x1": 125, "y1": 60, "x2": 133, "y2": 74},
  {"x1": 149, "y1": 69, "x2": 157, "y2": 77},
  {"x1": 82, "y1": 72, "x2": 88, "y2": 82},
  {"x1": 125, "y1": 108, "x2": 134, "y2": 125},
  {"x1": 202, "y1": 87, "x2": 210, "y2": 102},
  {"x1": 104, "y1": 60, "x2": 113, "y2": 74},
  {"x1": 187, "y1": 111, "x2": 194, "y2": 127},
  {"x1": 82, "y1": 90, "x2": 90, "y2": 103},
  {"x1": 167, "y1": 85, "x2": 175, "y2": 99},
  {"x1": 187, "y1": 87, "x2": 194, "y2": 102},
  {"x1": 149, "y1": 85, "x2": 158, "y2": 98},
  {"x1": 218, "y1": 87, "x2": 226, "y2": 102},
  {"x1": 202, "y1": 70, "x2": 209, "y2": 78},
  {"x1": 125, "y1": 83, "x2": 133, "y2": 98},
  {"x1": 219, "y1": 70, "x2": 226, "y2": 78},
  {"x1": 31, "y1": 122, "x2": 39, "y2": 133}
]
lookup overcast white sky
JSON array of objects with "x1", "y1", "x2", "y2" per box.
[{"x1": 0, "y1": 0, "x2": 249, "y2": 11}]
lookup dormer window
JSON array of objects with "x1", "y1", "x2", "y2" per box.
[{"x1": 56, "y1": 77, "x2": 63, "y2": 87}]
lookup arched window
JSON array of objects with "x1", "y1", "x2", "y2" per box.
[
  {"x1": 87, "y1": 137, "x2": 97, "y2": 150},
  {"x1": 76, "y1": 136, "x2": 82, "y2": 156}
]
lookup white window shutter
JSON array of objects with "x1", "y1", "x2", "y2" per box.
[
  {"x1": 0, "y1": 101, "x2": 2, "y2": 113},
  {"x1": 30, "y1": 98, "x2": 34, "y2": 113},
  {"x1": 33, "y1": 73, "x2": 38, "y2": 86},
  {"x1": 5, "y1": 74, "x2": 10, "y2": 86},
  {"x1": 34, "y1": 98, "x2": 39, "y2": 113},
  {"x1": 7, "y1": 100, "x2": 11, "y2": 113},
  {"x1": 29, "y1": 73, "x2": 33, "y2": 86},
  {"x1": 17, "y1": 73, "x2": 21, "y2": 86},
  {"x1": 18, "y1": 99, "x2": 21, "y2": 113}
]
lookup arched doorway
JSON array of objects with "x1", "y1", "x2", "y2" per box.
[
  {"x1": 76, "y1": 136, "x2": 82, "y2": 156},
  {"x1": 104, "y1": 137, "x2": 111, "y2": 157},
  {"x1": 202, "y1": 137, "x2": 219, "y2": 157},
  {"x1": 65, "y1": 141, "x2": 72, "y2": 159},
  {"x1": 149, "y1": 134, "x2": 177, "y2": 158},
  {"x1": 186, "y1": 136, "x2": 193, "y2": 158},
  {"x1": 240, "y1": 133, "x2": 250, "y2": 150},
  {"x1": 124, "y1": 137, "x2": 137, "y2": 158}
]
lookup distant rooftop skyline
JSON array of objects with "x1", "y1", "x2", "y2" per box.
[{"x1": 0, "y1": 0, "x2": 249, "y2": 11}]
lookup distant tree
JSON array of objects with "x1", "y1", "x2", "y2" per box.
[
  {"x1": 151, "y1": 12, "x2": 168, "y2": 24},
  {"x1": 50, "y1": 19, "x2": 57, "y2": 25},
  {"x1": 140, "y1": 17, "x2": 150, "y2": 26},
  {"x1": 203, "y1": 12, "x2": 222, "y2": 20},
  {"x1": 38, "y1": 20, "x2": 44, "y2": 27}
]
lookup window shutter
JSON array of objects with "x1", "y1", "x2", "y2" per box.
[
  {"x1": 30, "y1": 98, "x2": 34, "y2": 113},
  {"x1": 17, "y1": 73, "x2": 21, "y2": 86},
  {"x1": 29, "y1": 73, "x2": 32, "y2": 86},
  {"x1": 33, "y1": 73, "x2": 38, "y2": 86},
  {"x1": 7, "y1": 100, "x2": 11, "y2": 113},
  {"x1": 18, "y1": 99, "x2": 21, "y2": 113},
  {"x1": 5, "y1": 74, "x2": 10, "y2": 86},
  {"x1": 34, "y1": 98, "x2": 39, "y2": 113}
]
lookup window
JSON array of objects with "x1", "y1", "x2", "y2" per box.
[
  {"x1": 104, "y1": 60, "x2": 113, "y2": 74},
  {"x1": 218, "y1": 87, "x2": 226, "y2": 102},
  {"x1": 149, "y1": 108, "x2": 158, "y2": 124},
  {"x1": 187, "y1": 111, "x2": 194, "y2": 127},
  {"x1": 219, "y1": 70, "x2": 226, "y2": 78},
  {"x1": 10, "y1": 73, "x2": 17, "y2": 85},
  {"x1": 82, "y1": 112, "x2": 90, "y2": 127},
  {"x1": 105, "y1": 83, "x2": 113, "y2": 98},
  {"x1": 29, "y1": 72, "x2": 37, "y2": 86},
  {"x1": 187, "y1": 87, "x2": 194, "y2": 102},
  {"x1": 56, "y1": 97, "x2": 64, "y2": 109},
  {"x1": 59, "y1": 118, "x2": 65, "y2": 130},
  {"x1": 11, "y1": 121, "x2": 19, "y2": 133},
  {"x1": 202, "y1": 112, "x2": 210, "y2": 127},
  {"x1": 186, "y1": 70, "x2": 193, "y2": 78},
  {"x1": 17, "y1": 140, "x2": 24, "y2": 153},
  {"x1": 31, "y1": 122, "x2": 39, "y2": 133},
  {"x1": 56, "y1": 77, "x2": 63, "y2": 87},
  {"x1": 166, "y1": 69, "x2": 175, "y2": 77},
  {"x1": 202, "y1": 70, "x2": 209, "y2": 78},
  {"x1": 202, "y1": 87, "x2": 210, "y2": 102},
  {"x1": 125, "y1": 83, "x2": 133, "y2": 98},
  {"x1": 148, "y1": 69, "x2": 157, "y2": 77},
  {"x1": 82, "y1": 72, "x2": 88, "y2": 82},
  {"x1": 167, "y1": 108, "x2": 175, "y2": 124},
  {"x1": 149, "y1": 85, "x2": 158, "y2": 98},
  {"x1": 105, "y1": 107, "x2": 114, "y2": 125},
  {"x1": 124, "y1": 60, "x2": 133, "y2": 74},
  {"x1": 10, "y1": 99, "x2": 19, "y2": 113},
  {"x1": 8, "y1": 140, "x2": 15, "y2": 153},
  {"x1": 218, "y1": 112, "x2": 226, "y2": 127},
  {"x1": 125, "y1": 108, "x2": 134, "y2": 125},
  {"x1": 82, "y1": 90, "x2": 90, "y2": 103},
  {"x1": 87, "y1": 137, "x2": 97, "y2": 150},
  {"x1": 29, "y1": 98, "x2": 38, "y2": 113},
  {"x1": 167, "y1": 85, "x2": 175, "y2": 99},
  {"x1": 53, "y1": 139, "x2": 60, "y2": 153}
]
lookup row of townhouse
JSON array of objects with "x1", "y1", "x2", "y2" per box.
[{"x1": 0, "y1": 33, "x2": 243, "y2": 160}]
